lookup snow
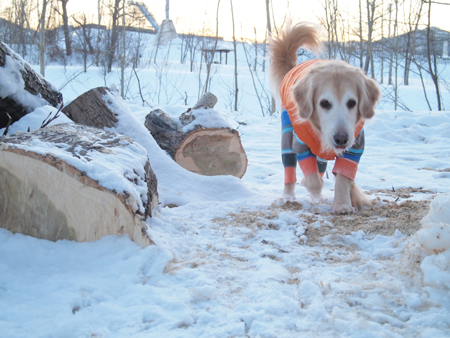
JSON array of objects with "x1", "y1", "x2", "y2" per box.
[
  {"x1": 1, "y1": 34, "x2": 450, "y2": 337},
  {"x1": 0, "y1": 43, "x2": 53, "y2": 112}
]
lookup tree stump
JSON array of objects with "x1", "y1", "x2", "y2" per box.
[
  {"x1": 145, "y1": 93, "x2": 247, "y2": 178},
  {"x1": 0, "y1": 123, "x2": 157, "y2": 247},
  {"x1": 0, "y1": 41, "x2": 63, "y2": 129}
]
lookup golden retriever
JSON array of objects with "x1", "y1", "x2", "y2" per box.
[{"x1": 269, "y1": 22, "x2": 380, "y2": 214}]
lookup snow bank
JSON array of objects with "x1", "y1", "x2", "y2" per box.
[{"x1": 407, "y1": 194, "x2": 450, "y2": 290}]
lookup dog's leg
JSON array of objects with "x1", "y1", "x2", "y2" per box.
[
  {"x1": 350, "y1": 182, "x2": 372, "y2": 210},
  {"x1": 333, "y1": 174, "x2": 355, "y2": 214},
  {"x1": 282, "y1": 182, "x2": 296, "y2": 200},
  {"x1": 301, "y1": 172, "x2": 324, "y2": 201}
]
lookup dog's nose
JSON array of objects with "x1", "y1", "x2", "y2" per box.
[{"x1": 334, "y1": 132, "x2": 349, "y2": 147}]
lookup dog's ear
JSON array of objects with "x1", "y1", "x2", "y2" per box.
[
  {"x1": 359, "y1": 76, "x2": 380, "y2": 119},
  {"x1": 292, "y1": 78, "x2": 314, "y2": 120}
]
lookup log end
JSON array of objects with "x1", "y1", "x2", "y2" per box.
[{"x1": 174, "y1": 128, "x2": 247, "y2": 178}]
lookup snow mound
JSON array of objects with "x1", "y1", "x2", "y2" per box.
[{"x1": 407, "y1": 194, "x2": 450, "y2": 289}]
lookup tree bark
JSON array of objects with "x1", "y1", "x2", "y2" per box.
[
  {"x1": 0, "y1": 41, "x2": 63, "y2": 129},
  {"x1": 62, "y1": 87, "x2": 119, "y2": 129},
  {"x1": 0, "y1": 123, "x2": 157, "y2": 247}
]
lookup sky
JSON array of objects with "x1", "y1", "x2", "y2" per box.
[{"x1": 66, "y1": 0, "x2": 450, "y2": 42}]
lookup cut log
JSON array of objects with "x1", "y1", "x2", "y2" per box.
[
  {"x1": 0, "y1": 123, "x2": 157, "y2": 247},
  {"x1": 62, "y1": 87, "x2": 118, "y2": 129},
  {"x1": 0, "y1": 41, "x2": 63, "y2": 129},
  {"x1": 174, "y1": 128, "x2": 247, "y2": 177},
  {"x1": 145, "y1": 93, "x2": 247, "y2": 178}
]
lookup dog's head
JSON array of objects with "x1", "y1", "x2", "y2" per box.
[{"x1": 292, "y1": 61, "x2": 380, "y2": 155}]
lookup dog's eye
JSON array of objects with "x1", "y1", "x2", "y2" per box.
[
  {"x1": 347, "y1": 99, "x2": 357, "y2": 109},
  {"x1": 320, "y1": 100, "x2": 331, "y2": 109}
]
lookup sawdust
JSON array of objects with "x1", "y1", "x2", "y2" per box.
[
  {"x1": 306, "y1": 200, "x2": 430, "y2": 246},
  {"x1": 366, "y1": 187, "x2": 435, "y2": 199},
  {"x1": 212, "y1": 189, "x2": 433, "y2": 247}
]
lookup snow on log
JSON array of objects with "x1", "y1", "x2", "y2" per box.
[
  {"x1": 0, "y1": 123, "x2": 157, "y2": 247},
  {"x1": 145, "y1": 93, "x2": 247, "y2": 178},
  {"x1": 0, "y1": 41, "x2": 63, "y2": 129}
]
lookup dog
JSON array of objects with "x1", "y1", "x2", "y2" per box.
[{"x1": 269, "y1": 22, "x2": 381, "y2": 214}]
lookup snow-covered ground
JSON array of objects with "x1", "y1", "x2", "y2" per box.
[{"x1": 1, "y1": 35, "x2": 450, "y2": 337}]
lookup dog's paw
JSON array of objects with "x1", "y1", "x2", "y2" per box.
[
  {"x1": 281, "y1": 192, "x2": 296, "y2": 201},
  {"x1": 332, "y1": 204, "x2": 356, "y2": 215},
  {"x1": 310, "y1": 193, "x2": 327, "y2": 204},
  {"x1": 282, "y1": 183, "x2": 296, "y2": 201}
]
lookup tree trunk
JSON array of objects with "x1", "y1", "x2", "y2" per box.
[
  {"x1": 359, "y1": 0, "x2": 364, "y2": 68},
  {"x1": 108, "y1": 0, "x2": 121, "y2": 72},
  {"x1": 426, "y1": 0, "x2": 442, "y2": 111},
  {"x1": 266, "y1": 0, "x2": 276, "y2": 114},
  {"x1": 230, "y1": 0, "x2": 238, "y2": 112},
  {"x1": 0, "y1": 123, "x2": 157, "y2": 247},
  {"x1": 60, "y1": 0, "x2": 72, "y2": 56},
  {"x1": 388, "y1": 3, "x2": 393, "y2": 85},
  {"x1": 39, "y1": 0, "x2": 47, "y2": 76},
  {"x1": 0, "y1": 41, "x2": 63, "y2": 129},
  {"x1": 144, "y1": 92, "x2": 247, "y2": 178}
]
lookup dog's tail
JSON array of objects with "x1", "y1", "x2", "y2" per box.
[{"x1": 269, "y1": 22, "x2": 323, "y2": 93}]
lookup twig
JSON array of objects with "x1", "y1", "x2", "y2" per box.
[
  {"x1": 59, "y1": 64, "x2": 93, "y2": 91},
  {"x1": 133, "y1": 66, "x2": 151, "y2": 107},
  {"x1": 2, "y1": 113, "x2": 12, "y2": 137},
  {"x1": 40, "y1": 103, "x2": 64, "y2": 129}
]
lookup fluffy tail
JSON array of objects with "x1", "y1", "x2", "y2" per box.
[{"x1": 269, "y1": 22, "x2": 324, "y2": 96}]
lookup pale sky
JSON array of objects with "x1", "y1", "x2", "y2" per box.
[{"x1": 67, "y1": 0, "x2": 449, "y2": 42}]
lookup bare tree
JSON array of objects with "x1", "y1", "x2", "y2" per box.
[
  {"x1": 39, "y1": 0, "x2": 48, "y2": 76},
  {"x1": 364, "y1": 0, "x2": 377, "y2": 78},
  {"x1": 60, "y1": 0, "x2": 72, "y2": 56},
  {"x1": 230, "y1": 0, "x2": 238, "y2": 112},
  {"x1": 425, "y1": 0, "x2": 442, "y2": 110},
  {"x1": 403, "y1": 0, "x2": 424, "y2": 85},
  {"x1": 266, "y1": 0, "x2": 275, "y2": 114},
  {"x1": 203, "y1": 0, "x2": 220, "y2": 95},
  {"x1": 72, "y1": 13, "x2": 95, "y2": 72},
  {"x1": 359, "y1": 0, "x2": 364, "y2": 68},
  {"x1": 107, "y1": 0, "x2": 122, "y2": 72}
]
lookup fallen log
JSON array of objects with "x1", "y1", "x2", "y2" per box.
[
  {"x1": 145, "y1": 93, "x2": 247, "y2": 178},
  {"x1": 62, "y1": 86, "x2": 118, "y2": 129},
  {"x1": 0, "y1": 123, "x2": 157, "y2": 247},
  {"x1": 0, "y1": 41, "x2": 63, "y2": 129}
]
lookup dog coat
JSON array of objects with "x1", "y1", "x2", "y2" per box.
[{"x1": 280, "y1": 59, "x2": 365, "y2": 183}]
